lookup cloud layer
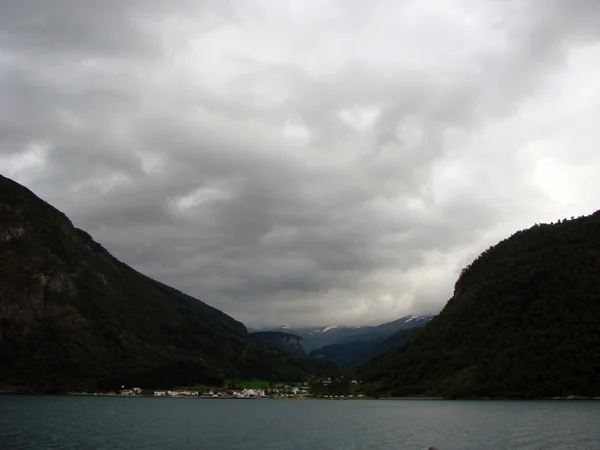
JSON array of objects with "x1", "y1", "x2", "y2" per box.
[{"x1": 3, "y1": 0, "x2": 600, "y2": 327}]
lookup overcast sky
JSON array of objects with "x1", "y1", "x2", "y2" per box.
[{"x1": 2, "y1": 0, "x2": 600, "y2": 328}]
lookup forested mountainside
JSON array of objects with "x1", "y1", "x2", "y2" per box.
[
  {"x1": 0, "y1": 175, "x2": 338, "y2": 393},
  {"x1": 359, "y1": 212, "x2": 600, "y2": 398},
  {"x1": 250, "y1": 332, "x2": 306, "y2": 356}
]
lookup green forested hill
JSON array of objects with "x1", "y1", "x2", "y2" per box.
[
  {"x1": 0, "y1": 175, "x2": 338, "y2": 393},
  {"x1": 359, "y1": 212, "x2": 600, "y2": 398}
]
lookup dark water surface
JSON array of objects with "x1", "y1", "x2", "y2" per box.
[{"x1": 2, "y1": 395, "x2": 600, "y2": 449}]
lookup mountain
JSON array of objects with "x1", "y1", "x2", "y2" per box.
[
  {"x1": 359, "y1": 213, "x2": 600, "y2": 399},
  {"x1": 309, "y1": 328, "x2": 418, "y2": 368},
  {"x1": 0, "y1": 175, "x2": 339, "y2": 393},
  {"x1": 266, "y1": 315, "x2": 433, "y2": 353},
  {"x1": 373, "y1": 316, "x2": 431, "y2": 335},
  {"x1": 250, "y1": 331, "x2": 305, "y2": 356}
]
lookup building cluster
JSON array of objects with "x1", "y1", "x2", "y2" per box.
[
  {"x1": 119, "y1": 387, "x2": 142, "y2": 396},
  {"x1": 115, "y1": 378, "x2": 364, "y2": 399},
  {"x1": 152, "y1": 389, "x2": 266, "y2": 398},
  {"x1": 145, "y1": 381, "x2": 314, "y2": 399},
  {"x1": 268, "y1": 382, "x2": 310, "y2": 398}
]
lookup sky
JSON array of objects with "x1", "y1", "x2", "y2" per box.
[{"x1": 2, "y1": 0, "x2": 600, "y2": 328}]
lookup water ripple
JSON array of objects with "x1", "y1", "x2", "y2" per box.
[{"x1": 2, "y1": 396, "x2": 600, "y2": 449}]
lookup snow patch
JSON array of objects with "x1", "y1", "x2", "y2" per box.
[
  {"x1": 322, "y1": 326, "x2": 338, "y2": 333},
  {"x1": 404, "y1": 315, "x2": 432, "y2": 323}
]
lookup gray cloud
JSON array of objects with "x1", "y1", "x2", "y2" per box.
[{"x1": 2, "y1": 0, "x2": 600, "y2": 327}]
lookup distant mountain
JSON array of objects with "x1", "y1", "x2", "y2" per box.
[
  {"x1": 309, "y1": 341, "x2": 373, "y2": 367},
  {"x1": 359, "y1": 212, "x2": 600, "y2": 399},
  {"x1": 250, "y1": 331, "x2": 305, "y2": 356},
  {"x1": 0, "y1": 175, "x2": 339, "y2": 393},
  {"x1": 309, "y1": 328, "x2": 418, "y2": 368},
  {"x1": 373, "y1": 316, "x2": 431, "y2": 335},
  {"x1": 264, "y1": 315, "x2": 433, "y2": 353}
]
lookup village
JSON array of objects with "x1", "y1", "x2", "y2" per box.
[{"x1": 113, "y1": 378, "x2": 366, "y2": 400}]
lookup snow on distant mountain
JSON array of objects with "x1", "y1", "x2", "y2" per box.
[
  {"x1": 309, "y1": 325, "x2": 338, "y2": 334},
  {"x1": 260, "y1": 315, "x2": 435, "y2": 353},
  {"x1": 308, "y1": 315, "x2": 435, "y2": 367},
  {"x1": 404, "y1": 315, "x2": 430, "y2": 323}
]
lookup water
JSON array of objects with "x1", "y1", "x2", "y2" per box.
[{"x1": 2, "y1": 396, "x2": 600, "y2": 449}]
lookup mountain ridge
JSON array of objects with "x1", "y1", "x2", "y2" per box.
[
  {"x1": 309, "y1": 328, "x2": 421, "y2": 368},
  {"x1": 0, "y1": 174, "x2": 339, "y2": 393},
  {"x1": 260, "y1": 315, "x2": 433, "y2": 353}
]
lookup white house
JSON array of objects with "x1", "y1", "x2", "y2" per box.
[{"x1": 234, "y1": 388, "x2": 266, "y2": 398}]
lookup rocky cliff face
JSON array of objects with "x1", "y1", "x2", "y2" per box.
[{"x1": 1, "y1": 177, "x2": 88, "y2": 339}]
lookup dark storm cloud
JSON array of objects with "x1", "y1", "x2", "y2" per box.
[
  {"x1": 2, "y1": 0, "x2": 600, "y2": 326},
  {"x1": 0, "y1": 0, "x2": 239, "y2": 58}
]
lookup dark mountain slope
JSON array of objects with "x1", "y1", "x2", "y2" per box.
[
  {"x1": 310, "y1": 341, "x2": 373, "y2": 367},
  {"x1": 250, "y1": 332, "x2": 305, "y2": 356},
  {"x1": 0, "y1": 175, "x2": 338, "y2": 393},
  {"x1": 310, "y1": 328, "x2": 417, "y2": 368},
  {"x1": 359, "y1": 213, "x2": 600, "y2": 398}
]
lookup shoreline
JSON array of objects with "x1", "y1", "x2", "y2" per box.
[{"x1": 2, "y1": 391, "x2": 600, "y2": 401}]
